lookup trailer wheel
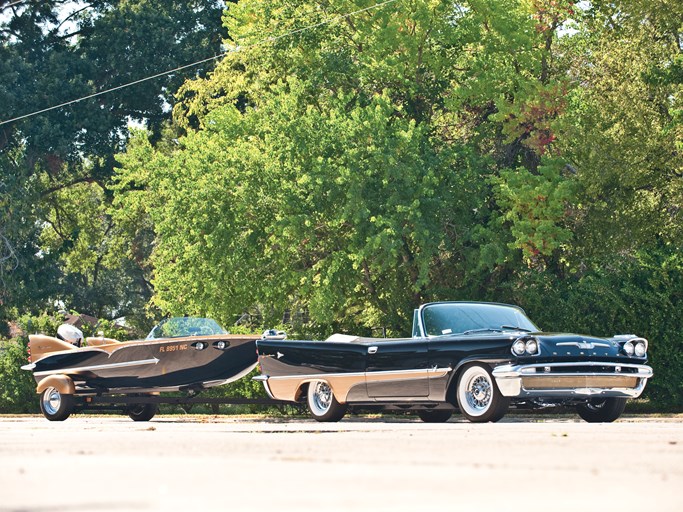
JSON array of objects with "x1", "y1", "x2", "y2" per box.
[
  {"x1": 307, "y1": 380, "x2": 347, "y2": 422},
  {"x1": 39, "y1": 387, "x2": 75, "y2": 421},
  {"x1": 127, "y1": 403, "x2": 158, "y2": 422}
]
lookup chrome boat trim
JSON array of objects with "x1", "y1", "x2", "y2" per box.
[
  {"x1": 33, "y1": 357, "x2": 160, "y2": 377},
  {"x1": 492, "y1": 362, "x2": 653, "y2": 398},
  {"x1": 200, "y1": 362, "x2": 258, "y2": 388}
]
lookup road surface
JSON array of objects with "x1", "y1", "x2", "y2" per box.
[{"x1": 0, "y1": 415, "x2": 681, "y2": 511}]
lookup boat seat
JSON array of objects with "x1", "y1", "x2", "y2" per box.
[{"x1": 85, "y1": 336, "x2": 120, "y2": 347}]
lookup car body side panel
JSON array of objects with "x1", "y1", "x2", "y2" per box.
[
  {"x1": 257, "y1": 340, "x2": 368, "y2": 402},
  {"x1": 427, "y1": 335, "x2": 517, "y2": 400},
  {"x1": 366, "y1": 339, "x2": 429, "y2": 398}
]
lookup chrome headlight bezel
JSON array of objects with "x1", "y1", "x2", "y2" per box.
[
  {"x1": 623, "y1": 341, "x2": 635, "y2": 356},
  {"x1": 634, "y1": 341, "x2": 646, "y2": 357},
  {"x1": 525, "y1": 339, "x2": 539, "y2": 355},
  {"x1": 512, "y1": 340, "x2": 527, "y2": 356},
  {"x1": 622, "y1": 337, "x2": 648, "y2": 357},
  {"x1": 511, "y1": 337, "x2": 540, "y2": 357}
]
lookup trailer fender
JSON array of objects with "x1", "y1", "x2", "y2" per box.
[{"x1": 36, "y1": 374, "x2": 75, "y2": 395}]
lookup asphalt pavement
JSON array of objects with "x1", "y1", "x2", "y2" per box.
[{"x1": 0, "y1": 414, "x2": 681, "y2": 512}]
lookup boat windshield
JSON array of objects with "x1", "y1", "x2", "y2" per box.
[
  {"x1": 421, "y1": 303, "x2": 538, "y2": 337},
  {"x1": 145, "y1": 317, "x2": 228, "y2": 340}
]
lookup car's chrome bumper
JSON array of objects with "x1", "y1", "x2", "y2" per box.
[{"x1": 492, "y1": 362, "x2": 653, "y2": 399}]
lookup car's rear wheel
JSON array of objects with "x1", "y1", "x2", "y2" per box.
[
  {"x1": 456, "y1": 364, "x2": 509, "y2": 423},
  {"x1": 39, "y1": 387, "x2": 75, "y2": 421},
  {"x1": 576, "y1": 397, "x2": 627, "y2": 423},
  {"x1": 417, "y1": 409, "x2": 453, "y2": 423},
  {"x1": 126, "y1": 402, "x2": 158, "y2": 422},
  {"x1": 307, "y1": 380, "x2": 347, "y2": 422}
]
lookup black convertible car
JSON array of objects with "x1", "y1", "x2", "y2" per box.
[{"x1": 255, "y1": 302, "x2": 653, "y2": 423}]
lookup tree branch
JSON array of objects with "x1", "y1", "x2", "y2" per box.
[{"x1": 40, "y1": 176, "x2": 97, "y2": 197}]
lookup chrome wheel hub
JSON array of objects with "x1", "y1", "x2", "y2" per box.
[
  {"x1": 42, "y1": 387, "x2": 61, "y2": 415},
  {"x1": 313, "y1": 382, "x2": 332, "y2": 411},
  {"x1": 467, "y1": 376, "x2": 492, "y2": 409}
]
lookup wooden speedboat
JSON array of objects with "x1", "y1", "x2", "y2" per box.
[{"x1": 22, "y1": 317, "x2": 259, "y2": 420}]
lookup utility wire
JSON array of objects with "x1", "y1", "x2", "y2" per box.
[
  {"x1": 0, "y1": 0, "x2": 400, "y2": 127},
  {"x1": 1, "y1": 1, "x2": 25, "y2": 10},
  {"x1": 1, "y1": 0, "x2": 25, "y2": 11}
]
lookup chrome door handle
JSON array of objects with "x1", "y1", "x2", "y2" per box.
[{"x1": 368, "y1": 346, "x2": 378, "y2": 354}]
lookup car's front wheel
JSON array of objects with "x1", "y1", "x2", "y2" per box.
[
  {"x1": 456, "y1": 364, "x2": 510, "y2": 423},
  {"x1": 39, "y1": 387, "x2": 75, "y2": 421},
  {"x1": 576, "y1": 397, "x2": 627, "y2": 423},
  {"x1": 307, "y1": 380, "x2": 347, "y2": 422}
]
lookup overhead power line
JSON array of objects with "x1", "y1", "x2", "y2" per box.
[
  {"x1": 0, "y1": 0, "x2": 400, "y2": 127},
  {"x1": 1, "y1": 1, "x2": 25, "y2": 10}
]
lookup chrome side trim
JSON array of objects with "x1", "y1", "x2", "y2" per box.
[
  {"x1": 21, "y1": 363, "x2": 36, "y2": 371},
  {"x1": 492, "y1": 362, "x2": 653, "y2": 398},
  {"x1": 33, "y1": 357, "x2": 160, "y2": 377},
  {"x1": 267, "y1": 367, "x2": 452, "y2": 382},
  {"x1": 269, "y1": 370, "x2": 362, "y2": 380}
]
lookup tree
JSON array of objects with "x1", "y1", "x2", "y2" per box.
[
  {"x1": 116, "y1": 0, "x2": 578, "y2": 331},
  {"x1": 0, "y1": 1, "x2": 229, "y2": 325}
]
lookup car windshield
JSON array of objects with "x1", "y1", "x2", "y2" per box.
[
  {"x1": 421, "y1": 303, "x2": 538, "y2": 337},
  {"x1": 145, "y1": 317, "x2": 228, "y2": 340}
]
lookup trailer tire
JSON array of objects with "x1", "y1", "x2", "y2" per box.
[
  {"x1": 39, "y1": 387, "x2": 75, "y2": 421},
  {"x1": 127, "y1": 403, "x2": 158, "y2": 422}
]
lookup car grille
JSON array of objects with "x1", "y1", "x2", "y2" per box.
[
  {"x1": 522, "y1": 375, "x2": 639, "y2": 390},
  {"x1": 539, "y1": 365, "x2": 640, "y2": 375}
]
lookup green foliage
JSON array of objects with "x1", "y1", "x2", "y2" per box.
[
  {"x1": 492, "y1": 159, "x2": 576, "y2": 264},
  {"x1": 0, "y1": 338, "x2": 37, "y2": 413},
  {"x1": 0, "y1": 1, "x2": 228, "y2": 326},
  {"x1": 0, "y1": 313, "x2": 61, "y2": 414}
]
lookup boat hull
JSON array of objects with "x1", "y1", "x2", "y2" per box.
[{"x1": 27, "y1": 335, "x2": 258, "y2": 394}]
